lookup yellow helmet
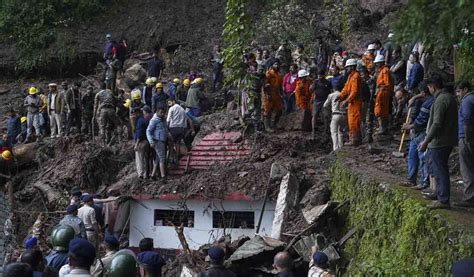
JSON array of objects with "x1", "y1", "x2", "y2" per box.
[
  {"x1": 123, "y1": 99, "x2": 132, "y2": 109},
  {"x1": 155, "y1": 82, "x2": 163, "y2": 89},
  {"x1": 183, "y1": 79, "x2": 191, "y2": 87},
  {"x1": 192, "y1": 78, "x2": 204, "y2": 85},
  {"x1": 173, "y1": 78, "x2": 180, "y2": 84},
  {"x1": 145, "y1": 78, "x2": 154, "y2": 85},
  {"x1": 150, "y1": 77, "x2": 158, "y2": 84},
  {"x1": 131, "y1": 89, "x2": 141, "y2": 100},
  {"x1": 2, "y1": 150, "x2": 12, "y2": 161},
  {"x1": 29, "y1": 87, "x2": 38, "y2": 95},
  {"x1": 21, "y1": 116, "x2": 27, "y2": 123}
]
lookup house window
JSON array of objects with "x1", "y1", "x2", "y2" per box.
[
  {"x1": 212, "y1": 211, "x2": 255, "y2": 229},
  {"x1": 154, "y1": 209, "x2": 194, "y2": 228}
]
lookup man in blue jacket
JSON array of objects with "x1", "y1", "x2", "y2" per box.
[
  {"x1": 146, "y1": 108, "x2": 168, "y2": 179},
  {"x1": 6, "y1": 109, "x2": 21, "y2": 145},
  {"x1": 135, "y1": 106, "x2": 152, "y2": 179},
  {"x1": 454, "y1": 81, "x2": 474, "y2": 207},
  {"x1": 402, "y1": 82, "x2": 434, "y2": 190},
  {"x1": 407, "y1": 52, "x2": 424, "y2": 92}
]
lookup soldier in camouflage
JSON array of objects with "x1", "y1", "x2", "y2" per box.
[
  {"x1": 93, "y1": 82, "x2": 121, "y2": 144},
  {"x1": 81, "y1": 85, "x2": 95, "y2": 136}
]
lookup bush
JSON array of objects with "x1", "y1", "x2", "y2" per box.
[{"x1": 0, "y1": 0, "x2": 108, "y2": 71}]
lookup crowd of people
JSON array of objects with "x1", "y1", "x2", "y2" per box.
[
  {"x1": 2, "y1": 187, "x2": 335, "y2": 277},
  {"x1": 0, "y1": 34, "x2": 206, "y2": 180},
  {"x1": 1, "y1": 28, "x2": 474, "y2": 275},
  {"x1": 239, "y1": 34, "x2": 473, "y2": 211}
]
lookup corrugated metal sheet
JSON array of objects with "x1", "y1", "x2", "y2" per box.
[{"x1": 169, "y1": 131, "x2": 249, "y2": 176}]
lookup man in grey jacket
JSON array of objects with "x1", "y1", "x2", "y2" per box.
[
  {"x1": 23, "y1": 87, "x2": 43, "y2": 142},
  {"x1": 146, "y1": 108, "x2": 168, "y2": 179},
  {"x1": 418, "y1": 74, "x2": 458, "y2": 209}
]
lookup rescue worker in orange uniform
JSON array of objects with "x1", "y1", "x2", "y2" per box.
[
  {"x1": 295, "y1": 69, "x2": 312, "y2": 131},
  {"x1": 374, "y1": 54, "x2": 394, "y2": 135},
  {"x1": 362, "y1": 44, "x2": 375, "y2": 74},
  {"x1": 337, "y1": 58, "x2": 363, "y2": 145},
  {"x1": 263, "y1": 61, "x2": 283, "y2": 132}
]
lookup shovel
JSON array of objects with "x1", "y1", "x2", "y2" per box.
[{"x1": 392, "y1": 107, "x2": 412, "y2": 158}]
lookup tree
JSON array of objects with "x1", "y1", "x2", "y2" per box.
[
  {"x1": 222, "y1": 0, "x2": 253, "y2": 118},
  {"x1": 393, "y1": 0, "x2": 474, "y2": 81},
  {"x1": 0, "y1": 0, "x2": 107, "y2": 71}
]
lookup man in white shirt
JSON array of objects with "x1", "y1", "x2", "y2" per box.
[
  {"x1": 324, "y1": 90, "x2": 347, "y2": 151},
  {"x1": 167, "y1": 98, "x2": 195, "y2": 164},
  {"x1": 77, "y1": 195, "x2": 99, "y2": 249}
]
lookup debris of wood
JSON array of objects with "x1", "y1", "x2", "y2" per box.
[
  {"x1": 33, "y1": 182, "x2": 64, "y2": 205},
  {"x1": 174, "y1": 224, "x2": 196, "y2": 266},
  {"x1": 13, "y1": 142, "x2": 38, "y2": 166},
  {"x1": 293, "y1": 233, "x2": 327, "y2": 262}
]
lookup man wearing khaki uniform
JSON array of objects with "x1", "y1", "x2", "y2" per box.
[
  {"x1": 78, "y1": 194, "x2": 99, "y2": 249},
  {"x1": 47, "y1": 83, "x2": 64, "y2": 138}
]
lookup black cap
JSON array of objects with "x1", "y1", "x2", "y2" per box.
[{"x1": 141, "y1": 105, "x2": 152, "y2": 113}]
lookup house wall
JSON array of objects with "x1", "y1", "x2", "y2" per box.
[{"x1": 129, "y1": 199, "x2": 276, "y2": 250}]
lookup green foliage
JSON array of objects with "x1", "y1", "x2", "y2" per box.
[
  {"x1": 340, "y1": 0, "x2": 350, "y2": 45},
  {"x1": 0, "y1": 0, "x2": 107, "y2": 71},
  {"x1": 258, "y1": 2, "x2": 314, "y2": 48},
  {"x1": 222, "y1": 0, "x2": 253, "y2": 89},
  {"x1": 393, "y1": 0, "x2": 474, "y2": 81},
  {"x1": 329, "y1": 162, "x2": 474, "y2": 275}
]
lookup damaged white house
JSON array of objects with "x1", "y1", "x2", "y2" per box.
[{"x1": 129, "y1": 194, "x2": 276, "y2": 250}]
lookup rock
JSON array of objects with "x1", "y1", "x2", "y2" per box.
[
  {"x1": 269, "y1": 163, "x2": 289, "y2": 182},
  {"x1": 279, "y1": 111, "x2": 306, "y2": 131},
  {"x1": 301, "y1": 203, "x2": 331, "y2": 224},
  {"x1": 237, "y1": 171, "x2": 248, "y2": 177},
  {"x1": 115, "y1": 77, "x2": 131, "y2": 93},
  {"x1": 180, "y1": 265, "x2": 196, "y2": 277},
  {"x1": 271, "y1": 172, "x2": 299, "y2": 240},
  {"x1": 306, "y1": 168, "x2": 316, "y2": 175},
  {"x1": 300, "y1": 179, "x2": 330, "y2": 208},
  {"x1": 124, "y1": 63, "x2": 147, "y2": 88}
]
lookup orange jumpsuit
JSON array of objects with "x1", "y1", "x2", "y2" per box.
[
  {"x1": 295, "y1": 79, "x2": 311, "y2": 110},
  {"x1": 263, "y1": 68, "x2": 283, "y2": 116},
  {"x1": 362, "y1": 53, "x2": 374, "y2": 74},
  {"x1": 375, "y1": 65, "x2": 394, "y2": 119},
  {"x1": 338, "y1": 70, "x2": 362, "y2": 139}
]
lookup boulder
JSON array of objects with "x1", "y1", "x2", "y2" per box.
[
  {"x1": 124, "y1": 63, "x2": 147, "y2": 88},
  {"x1": 116, "y1": 77, "x2": 131, "y2": 93}
]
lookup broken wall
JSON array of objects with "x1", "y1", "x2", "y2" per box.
[
  {"x1": 129, "y1": 198, "x2": 276, "y2": 250},
  {"x1": 329, "y1": 161, "x2": 474, "y2": 275}
]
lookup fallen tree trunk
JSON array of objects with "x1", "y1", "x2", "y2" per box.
[
  {"x1": 13, "y1": 143, "x2": 38, "y2": 166},
  {"x1": 174, "y1": 224, "x2": 196, "y2": 266},
  {"x1": 33, "y1": 182, "x2": 64, "y2": 205}
]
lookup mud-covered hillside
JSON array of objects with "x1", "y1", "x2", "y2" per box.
[{"x1": 0, "y1": 0, "x2": 404, "y2": 78}]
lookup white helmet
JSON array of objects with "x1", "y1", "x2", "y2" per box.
[
  {"x1": 374, "y1": 55, "x2": 385, "y2": 63},
  {"x1": 298, "y1": 69, "x2": 310, "y2": 78},
  {"x1": 388, "y1": 33, "x2": 394, "y2": 39},
  {"x1": 345, "y1": 58, "x2": 357, "y2": 67},
  {"x1": 367, "y1": 44, "x2": 376, "y2": 50}
]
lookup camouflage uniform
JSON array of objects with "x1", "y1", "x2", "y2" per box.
[
  {"x1": 81, "y1": 87, "x2": 95, "y2": 135},
  {"x1": 32, "y1": 214, "x2": 49, "y2": 253},
  {"x1": 94, "y1": 89, "x2": 120, "y2": 144}
]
